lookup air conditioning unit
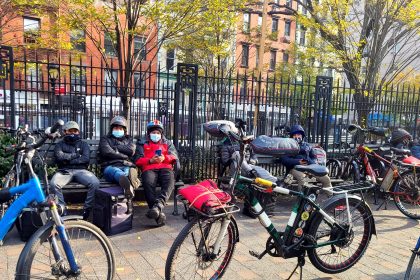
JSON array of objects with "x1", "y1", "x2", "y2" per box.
[
  {"x1": 281, "y1": 36, "x2": 291, "y2": 43},
  {"x1": 71, "y1": 85, "x2": 86, "y2": 93}
]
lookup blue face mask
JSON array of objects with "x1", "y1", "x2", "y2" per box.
[
  {"x1": 150, "y1": 133, "x2": 161, "y2": 143},
  {"x1": 112, "y1": 130, "x2": 124, "y2": 138}
]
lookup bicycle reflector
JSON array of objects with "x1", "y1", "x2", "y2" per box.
[{"x1": 363, "y1": 146, "x2": 373, "y2": 153}]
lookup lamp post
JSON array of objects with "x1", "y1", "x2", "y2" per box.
[{"x1": 48, "y1": 63, "x2": 60, "y2": 124}]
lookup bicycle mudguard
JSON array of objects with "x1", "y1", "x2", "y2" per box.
[{"x1": 308, "y1": 194, "x2": 376, "y2": 237}]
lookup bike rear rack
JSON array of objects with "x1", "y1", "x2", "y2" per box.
[
  {"x1": 332, "y1": 182, "x2": 375, "y2": 193},
  {"x1": 177, "y1": 195, "x2": 241, "y2": 218}
]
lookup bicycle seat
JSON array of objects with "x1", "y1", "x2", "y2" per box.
[
  {"x1": 391, "y1": 147, "x2": 411, "y2": 155},
  {"x1": 294, "y1": 164, "x2": 329, "y2": 177}
]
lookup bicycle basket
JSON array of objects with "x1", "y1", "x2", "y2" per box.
[
  {"x1": 178, "y1": 179, "x2": 232, "y2": 215},
  {"x1": 250, "y1": 135, "x2": 299, "y2": 157}
]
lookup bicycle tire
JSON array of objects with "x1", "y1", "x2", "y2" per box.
[
  {"x1": 307, "y1": 197, "x2": 373, "y2": 273},
  {"x1": 15, "y1": 219, "x2": 115, "y2": 280},
  {"x1": 165, "y1": 217, "x2": 237, "y2": 279},
  {"x1": 405, "y1": 249, "x2": 420, "y2": 280},
  {"x1": 394, "y1": 170, "x2": 420, "y2": 219}
]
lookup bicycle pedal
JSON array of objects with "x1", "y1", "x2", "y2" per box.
[{"x1": 249, "y1": 250, "x2": 267, "y2": 260}]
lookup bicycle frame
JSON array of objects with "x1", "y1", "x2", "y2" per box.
[
  {"x1": 0, "y1": 147, "x2": 81, "y2": 273},
  {"x1": 0, "y1": 176, "x2": 45, "y2": 241}
]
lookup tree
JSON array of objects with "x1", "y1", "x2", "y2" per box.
[
  {"x1": 0, "y1": 0, "x2": 42, "y2": 44},
  {"x1": 287, "y1": 0, "x2": 420, "y2": 125},
  {"x1": 34, "y1": 0, "x2": 213, "y2": 126},
  {"x1": 169, "y1": 0, "x2": 245, "y2": 73}
]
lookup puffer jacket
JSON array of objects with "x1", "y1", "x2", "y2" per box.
[
  {"x1": 54, "y1": 138, "x2": 90, "y2": 169},
  {"x1": 280, "y1": 141, "x2": 316, "y2": 173},
  {"x1": 133, "y1": 137, "x2": 179, "y2": 172},
  {"x1": 98, "y1": 134, "x2": 136, "y2": 169}
]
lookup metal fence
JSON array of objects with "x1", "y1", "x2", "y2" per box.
[{"x1": 1, "y1": 47, "x2": 419, "y2": 182}]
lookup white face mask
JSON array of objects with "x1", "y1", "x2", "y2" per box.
[{"x1": 150, "y1": 133, "x2": 161, "y2": 143}]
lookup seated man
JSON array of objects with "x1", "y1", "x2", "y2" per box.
[
  {"x1": 134, "y1": 120, "x2": 179, "y2": 226},
  {"x1": 218, "y1": 136, "x2": 277, "y2": 217},
  {"x1": 98, "y1": 116, "x2": 140, "y2": 213},
  {"x1": 280, "y1": 125, "x2": 332, "y2": 191},
  {"x1": 50, "y1": 121, "x2": 100, "y2": 220}
]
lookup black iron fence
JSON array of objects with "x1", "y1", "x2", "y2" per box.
[{"x1": 1, "y1": 47, "x2": 419, "y2": 182}]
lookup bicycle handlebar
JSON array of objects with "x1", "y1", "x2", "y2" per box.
[{"x1": 14, "y1": 120, "x2": 64, "y2": 151}]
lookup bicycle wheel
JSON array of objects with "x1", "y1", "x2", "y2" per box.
[
  {"x1": 394, "y1": 170, "x2": 420, "y2": 219},
  {"x1": 341, "y1": 159, "x2": 360, "y2": 183},
  {"x1": 307, "y1": 197, "x2": 373, "y2": 273},
  {"x1": 15, "y1": 219, "x2": 115, "y2": 279},
  {"x1": 165, "y1": 217, "x2": 237, "y2": 279},
  {"x1": 405, "y1": 248, "x2": 420, "y2": 280}
]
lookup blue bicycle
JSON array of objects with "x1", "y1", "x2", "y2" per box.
[
  {"x1": 405, "y1": 236, "x2": 420, "y2": 280},
  {"x1": 0, "y1": 120, "x2": 115, "y2": 279}
]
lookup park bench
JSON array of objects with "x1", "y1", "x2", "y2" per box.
[{"x1": 39, "y1": 139, "x2": 184, "y2": 214}]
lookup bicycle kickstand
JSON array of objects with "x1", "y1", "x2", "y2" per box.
[{"x1": 286, "y1": 254, "x2": 305, "y2": 280}]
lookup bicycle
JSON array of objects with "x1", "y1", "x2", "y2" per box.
[
  {"x1": 165, "y1": 119, "x2": 376, "y2": 279},
  {"x1": 340, "y1": 124, "x2": 420, "y2": 219},
  {"x1": 405, "y1": 235, "x2": 420, "y2": 279},
  {"x1": 0, "y1": 120, "x2": 116, "y2": 279}
]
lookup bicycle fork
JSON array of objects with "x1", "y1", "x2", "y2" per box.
[{"x1": 49, "y1": 202, "x2": 80, "y2": 275}]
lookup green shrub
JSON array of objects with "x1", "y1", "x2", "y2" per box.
[{"x1": 0, "y1": 133, "x2": 16, "y2": 179}]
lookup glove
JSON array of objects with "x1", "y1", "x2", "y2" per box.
[{"x1": 250, "y1": 169, "x2": 258, "y2": 178}]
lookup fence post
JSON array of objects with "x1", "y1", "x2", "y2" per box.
[
  {"x1": 0, "y1": 46, "x2": 15, "y2": 128},
  {"x1": 314, "y1": 76, "x2": 333, "y2": 149},
  {"x1": 176, "y1": 63, "x2": 198, "y2": 182}
]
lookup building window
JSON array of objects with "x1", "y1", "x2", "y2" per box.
[
  {"x1": 26, "y1": 66, "x2": 41, "y2": 90},
  {"x1": 284, "y1": 20, "x2": 291, "y2": 37},
  {"x1": 241, "y1": 44, "x2": 249, "y2": 67},
  {"x1": 255, "y1": 46, "x2": 260, "y2": 67},
  {"x1": 134, "y1": 36, "x2": 147, "y2": 60},
  {"x1": 283, "y1": 53, "x2": 289, "y2": 63},
  {"x1": 104, "y1": 69, "x2": 117, "y2": 95},
  {"x1": 258, "y1": 15, "x2": 262, "y2": 27},
  {"x1": 23, "y1": 17, "x2": 40, "y2": 44},
  {"x1": 272, "y1": 18, "x2": 279, "y2": 32},
  {"x1": 70, "y1": 29, "x2": 86, "y2": 52},
  {"x1": 286, "y1": 0, "x2": 292, "y2": 8},
  {"x1": 166, "y1": 49, "x2": 175, "y2": 71},
  {"x1": 104, "y1": 32, "x2": 116, "y2": 57},
  {"x1": 243, "y1": 13, "x2": 250, "y2": 33},
  {"x1": 299, "y1": 27, "x2": 306, "y2": 45},
  {"x1": 269, "y1": 50, "x2": 277, "y2": 71},
  {"x1": 70, "y1": 66, "x2": 86, "y2": 93},
  {"x1": 133, "y1": 72, "x2": 146, "y2": 98}
]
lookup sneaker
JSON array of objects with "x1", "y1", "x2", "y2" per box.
[
  {"x1": 128, "y1": 168, "x2": 140, "y2": 189},
  {"x1": 156, "y1": 212, "x2": 166, "y2": 226},
  {"x1": 146, "y1": 205, "x2": 160, "y2": 220},
  {"x1": 119, "y1": 176, "x2": 134, "y2": 199},
  {"x1": 126, "y1": 199, "x2": 133, "y2": 215}
]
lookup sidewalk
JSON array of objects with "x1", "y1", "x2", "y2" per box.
[{"x1": 0, "y1": 196, "x2": 418, "y2": 280}]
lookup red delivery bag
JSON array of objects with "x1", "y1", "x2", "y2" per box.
[{"x1": 178, "y1": 179, "x2": 231, "y2": 214}]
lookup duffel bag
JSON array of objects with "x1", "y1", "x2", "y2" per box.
[
  {"x1": 251, "y1": 135, "x2": 299, "y2": 157},
  {"x1": 203, "y1": 120, "x2": 239, "y2": 138},
  {"x1": 178, "y1": 179, "x2": 231, "y2": 214}
]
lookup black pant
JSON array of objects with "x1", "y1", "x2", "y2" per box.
[{"x1": 141, "y1": 168, "x2": 175, "y2": 209}]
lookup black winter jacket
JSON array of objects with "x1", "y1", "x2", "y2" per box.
[
  {"x1": 98, "y1": 134, "x2": 136, "y2": 169},
  {"x1": 54, "y1": 138, "x2": 90, "y2": 169}
]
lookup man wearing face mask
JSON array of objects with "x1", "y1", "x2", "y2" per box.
[
  {"x1": 50, "y1": 121, "x2": 100, "y2": 220},
  {"x1": 98, "y1": 116, "x2": 140, "y2": 213},
  {"x1": 280, "y1": 125, "x2": 331, "y2": 190},
  {"x1": 133, "y1": 120, "x2": 179, "y2": 226}
]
